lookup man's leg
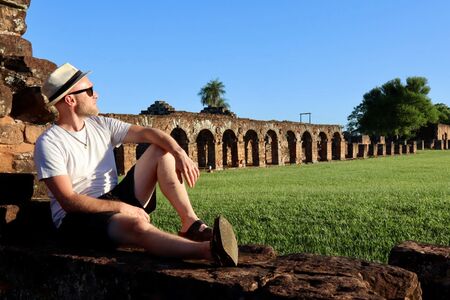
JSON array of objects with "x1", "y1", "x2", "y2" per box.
[
  {"x1": 133, "y1": 145, "x2": 204, "y2": 233},
  {"x1": 109, "y1": 213, "x2": 211, "y2": 259}
]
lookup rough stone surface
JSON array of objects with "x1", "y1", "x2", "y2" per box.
[
  {"x1": 389, "y1": 241, "x2": 450, "y2": 300},
  {"x1": 0, "y1": 56, "x2": 56, "y2": 92},
  {"x1": 0, "y1": 5, "x2": 27, "y2": 36},
  {"x1": 0, "y1": 82, "x2": 12, "y2": 117},
  {"x1": 24, "y1": 124, "x2": 44, "y2": 144},
  {"x1": 0, "y1": 122, "x2": 23, "y2": 144},
  {"x1": 0, "y1": 241, "x2": 422, "y2": 300},
  {"x1": 0, "y1": 34, "x2": 32, "y2": 56},
  {"x1": 140, "y1": 100, "x2": 175, "y2": 115},
  {"x1": 0, "y1": 0, "x2": 30, "y2": 9}
]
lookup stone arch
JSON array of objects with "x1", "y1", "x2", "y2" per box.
[
  {"x1": 301, "y1": 131, "x2": 313, "y2": 163},
  {"x1": 265, "y1": 130, "x2": 279, "y2": 165},
  {"x1": 286, "y1": 130, "x2": 296, "y2": 164},
  {"x1": 222, "y1": 129, "x2": 238, "y2": 168},
  {"x1": 244, "y1": 130, "x2": 259, "y2": 166},
  {"x1": 196, "y1": 129, "x2": 216, "y2": 169},
  {"x1": 170, "y1": 127, "x2": 189, "y2": 154},
  {"x1": 331, "y1": 132, "x2": 342, "y2": 160},
  {"x1": 318, "y1": 132, "x2": 328, "y2": 161}
]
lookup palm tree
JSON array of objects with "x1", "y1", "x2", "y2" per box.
[{"x1": 198, "y1": 79, "x2": 230, "y2": 109}]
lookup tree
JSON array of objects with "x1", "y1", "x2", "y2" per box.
[
  {"x1": 347, "y1": 77, "x2": 439, "y2": 139},
  {"x1": 198, "y1": 79, "x2": 230, "y2": 109},
  {"x1": 434, "y1": 103, "x2": 450, "y2": 124}
]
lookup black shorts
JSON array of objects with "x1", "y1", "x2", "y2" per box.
[{"x1": 57, "y1": 166, "x2": 156, "y2": 249}]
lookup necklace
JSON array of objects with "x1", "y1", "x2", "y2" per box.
[{"x1": 58, "y1": 124, "x2": 88, "y2": 149}]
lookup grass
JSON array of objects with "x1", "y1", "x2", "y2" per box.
[{"x1": 150, "y1": 150, "x2": 450, "y2": 263}]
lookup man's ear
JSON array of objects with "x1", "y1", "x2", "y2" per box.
[{"x1": 63, "y1": 94, "x2": 76, "y2": 107}]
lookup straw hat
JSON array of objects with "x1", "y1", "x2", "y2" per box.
[{"x1": 42, "y1": 63, "x2": 91, "y2": 107}]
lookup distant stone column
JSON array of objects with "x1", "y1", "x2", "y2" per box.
[
  {"x1": 296, "y1": 140, "x2": 302, "y2": 164},
  {"x1": 409, "y1": 141, "x2": 417, "y2": 154},
  {"x1": 237, "y1": 136, "x2": 245, "y2": 167},
  {"x1": 326, "y1": 141, "x2": 332, "y2": 161},
  {"x1": 276, "y1": 141, "x2": 283, "y2": 166},
  {"x1": 394, "y1": 143, "x2": 403, "y2": 155},
  {"x1": 258, "y1": 139, "x2": 266, "y2": 167},
  {"x1": 311, "y1": 139, "x2": 318, "y2": 163},
  {"x1": 215, "y1": 137, "x2": 223, "y2": 170}
]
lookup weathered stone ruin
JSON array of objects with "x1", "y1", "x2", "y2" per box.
[
  {"x1": 140, "y1": 100, "x2": 175, "y2": 115},
  {"x1": 0, "y1": 1, "x2": 449, "y2": 299}
]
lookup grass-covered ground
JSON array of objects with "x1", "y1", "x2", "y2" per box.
[{"x1": 150, "y1": 150, "x2": 450, "y2": 263}]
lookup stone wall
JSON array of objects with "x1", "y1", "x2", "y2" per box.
[
  {"x1": 0, "y1": 0, "x2": 56, "y2": 197},
  {"x1": 106, "y1": 112, "x2": 346, "y2": 173}
]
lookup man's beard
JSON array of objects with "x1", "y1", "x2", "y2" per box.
[{"x1": 76, "y1": 101, "x2": 99, "y2": 117}]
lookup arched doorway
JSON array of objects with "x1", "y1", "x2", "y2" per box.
[
  {"x1": 318, "y1": 132, "x2": 328, "y2": 161},
  {"x1": 331, "y1": 132, "x2": 342, "y2": 160},
  {"x1": 244, "y1": 130, "x2": 259, "y2": 166},
  {"x1": 196, "y1": 129, "x2": 216, "y2": 169},
  {"x1": 301, "y1": 131, "x2": 313, "y2": 163},
  {"x1": 265, "y1": 130, "x2": 279, "y2": 165},
  {"x1": 222, "y1": 129, "x2": 238, "y2": 168},
  {"x1": 170, "y1": 127, "x2": 189, "y2": 154},
  {"x1": 286, "y1": 131, "x2": 296, "y2": 164}
]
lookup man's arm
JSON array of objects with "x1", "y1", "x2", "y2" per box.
[
  {"x1": 123, "y1": 125, "x2": 200, "y2": 187},
  {"x1": 43, "y1": 175, "x2": 150, "y2": 222}
]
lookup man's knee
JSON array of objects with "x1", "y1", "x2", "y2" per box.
[{"x1": 109, "y1": 215, "x2": 153, "y2": 239}]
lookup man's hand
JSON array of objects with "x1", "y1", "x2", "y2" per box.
[
  {"x1": 174, "y1": 149, "x2": 200, "y2": 188},
  {"x1": 119, "y1": 203, "x2": 150, "y2": 223}
]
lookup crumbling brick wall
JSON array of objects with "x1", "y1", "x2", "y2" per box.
[{"x1": 104, "y1": 113, "x2": 345, "y2": 174}]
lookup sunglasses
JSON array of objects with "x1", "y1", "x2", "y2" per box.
[{"x1": 69, "y1": 86, "x2": 94, "y2": 97}]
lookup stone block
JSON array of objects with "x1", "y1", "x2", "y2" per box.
[
  {"x1": 0, "y1": 57, "x2": 56, "y2": 92},
  {"x1": 0, "y1": 123, "x2": 23, "y2": 144},
  {"x1": 0, "y1": 143, "x2": 34, "y2": 172},
  {"x1": 389, "y1": 241, "x2": 450, "y2": 300},
  {"x1": 0, "y1": 115, "x2": 15, "y2": 125},
  {"x1": 0, "y1": 204, "x2": 19, "y2": 224},
  {"x1": 0, "y1": 82, "x2": 12, "y2": 117},
  {"x1": 12, "y1": 151, "x2": 34, "y2": 172},
  {"x1": 24, "y1": 124, "x2": 44, "y2": 144},
  {"x1": 0, "y1": 151, "x2": 14, "y2": 172},
  {"x1": 0, "y1": 5, "x2": 27, "y2": 36},
  {"x1": 0, "y1": 244, "x2": 422, "y2": 299},
  {"x1": 0, "y1": 0, "x2": 30, "y2": 9},
  {"x1": 0, "y1": 34, "x2": 32, "y2": 56}
]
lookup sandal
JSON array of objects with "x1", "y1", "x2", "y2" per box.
[
  {"x1": 210, "y1": 216, "x2": 238, "y2": 267},
  {"x1": 178, "y1": 220, "x2": 213, "y2": 242}
]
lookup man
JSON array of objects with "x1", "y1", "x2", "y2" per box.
[{"x1": 34, "y1": 63, "x2": 238, "y2": 266}]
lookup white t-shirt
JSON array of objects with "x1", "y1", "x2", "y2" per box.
[{"x1": 34, "y1": 116, "x2": 131, "y2": 228}]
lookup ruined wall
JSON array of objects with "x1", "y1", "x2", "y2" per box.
[
  {"x1": 104, "y1": 112, "x2": 346, "y2": 173},
  {"x1": 0, "y1": 0, "x2": 56, "y2": 197}
]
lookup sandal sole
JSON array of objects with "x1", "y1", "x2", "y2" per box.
[{"x1": 214, "y1": 216, "x2": 238, "y2": 266}]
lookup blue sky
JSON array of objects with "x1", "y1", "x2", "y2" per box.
[{"x1": 24, "y1": 0, "x2": 450, "y2": 126}]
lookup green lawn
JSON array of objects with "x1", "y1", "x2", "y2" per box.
[{"x1": 151, "y1": 150, "x2": 450, "y2": 263}]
